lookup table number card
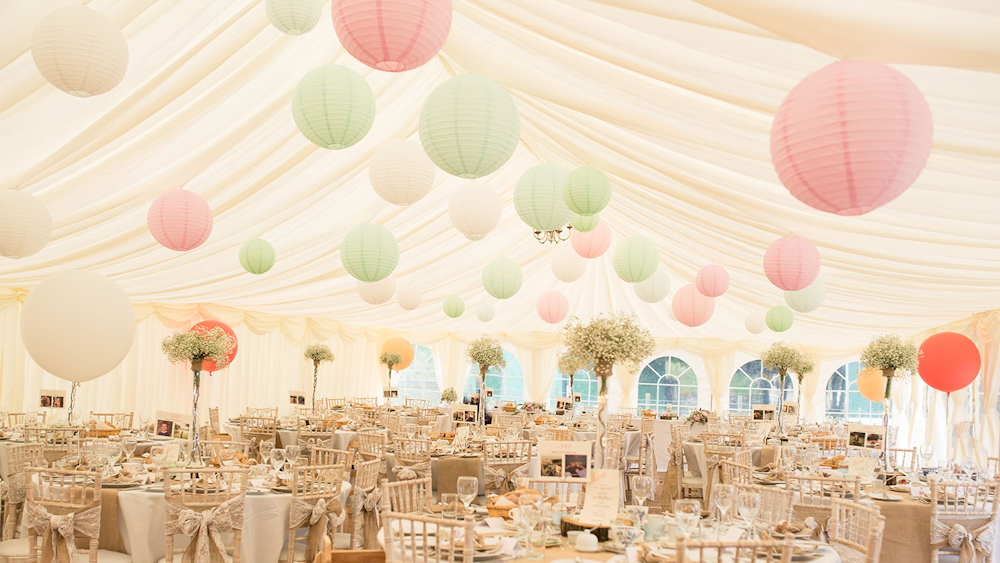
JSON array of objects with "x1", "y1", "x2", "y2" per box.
[{"x1": 577, "y1": 468, "x2": 620, "y2": 526}]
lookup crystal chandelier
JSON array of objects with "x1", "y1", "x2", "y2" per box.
[{"x1": 534, "y1": 225, "x2": 572, "y2": 244}]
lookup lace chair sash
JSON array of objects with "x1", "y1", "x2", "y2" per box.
[
  {"x1": 641, "y1": 433, "x2": 658, "y2": 501},
  {"x1": 25, "y1": 501, "x2": 101, "y2": 563},
  {"x1": 484, "y1": 463, "x2": 529, "y2": 493},
  {"x1": 1, "y1": 474, "x2": 27, "y2": 541},
  {"x1": 931, "y1": 517, "x2": 996, "y2": 563},
  {"x1": 350, "y1": 487, "x2": 384, "y2": 549},
  {"x1": 290, "y1": 497, "x2": 344, "y2": 560},
  {"x1": 391, "y1": 461, "x2": 431, "y2": 481},
  {"x1": 165, "y1": 495, "x2": 245, "y2": 563}
]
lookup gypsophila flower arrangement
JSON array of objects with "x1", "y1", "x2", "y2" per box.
[
  {"x1": 760, "y1": 341, "x2": 813, "y2": 376},
  {"x1": 558, "y1": 352, "x2": 590, "y2": 376},
  {"x1": 860, "y1": 334, "x2": 920, "y2": 375},
  {"x1": 162, "y1": 327, "x2": 236, "y2": 370},
  {"x1": 686, "y1": 409, "x2": 710, "y2": 426},
  {"x1": 380, "y1": 351, "x2": 403, "y2": 367},
  {"x1": 440, "y1": 388, "x2": 457, "y2": 404},
  {"x1": 466, "y1": 335, "x2": 507, "y2": 373},
  {"x1": 304, "y1": 344, "x2": 335, "y2": 364},
  {"x1": 562, "y1": 312, "x2": 655, "y2": 394}
]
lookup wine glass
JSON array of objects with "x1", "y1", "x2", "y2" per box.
[
  {"x1": 122, "y1": 437, "x2": 138, "y2": 461},
  {"x1": 177, "y1": 440, "x2": 191, "y2": 466},
  {"x1": 738, "y1": 491, "x2": 761, "y2": 538},
  {"x1": 674, "y1": 499, "x2": 701, "y2": 540},
  {"x1": 518, "y1": 493, "x2": 543, "y2": 559},
  {"x1": 285, "y1": 445, "x2": 302, "y2": 470},
  {"x1": 441, "y1": 493, "x2": 460, "y2": 520},
  {"x1": 139, "y1": 414, "x2": 151, "y2": 439},
  {"x1": 714, "y1": 484, "x2": 736, "y2": 533},
  {"x1": 920, "y1": 444, "x2": 935, "y2": 469},
  {"x1": 150, "y1": 445, "x2": 168, "y2": 483},
  {"x1": 259, "y1": 440, "x2": 275, "y2": 463},
  {"x1": 270, "y1": 448, "x2": 286, "y2": 473},
  {"x1": 632, "y1": 475, "x2": 652, "y2": 506},
  {"x1": 457, "y1": 477, "x2": 478, "y2": 514},
  {"x1": 960, "y1": 458, "x2": 978, "y2": 481},
  {"x1": 218, "y1": 446, "x2": 237, "y2": 467}
]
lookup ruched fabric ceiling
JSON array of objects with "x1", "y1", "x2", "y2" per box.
[{"x1": 1, "y1": 0, "x2": 999, "y2": 354}]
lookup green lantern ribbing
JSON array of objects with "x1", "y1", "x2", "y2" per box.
[
  {"x1": 239, "y1": 238, "x2": 276, "y2": 274},
  {"x1": 292, "y1": 64, "x2": 375, "y2": 150},
  {"x1": 340, "y1": 223, "x2": 399, "y2": 283}
]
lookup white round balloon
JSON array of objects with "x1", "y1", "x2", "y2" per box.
[
  {"x1": 551, "y1": 244, "x2": 586, "y2": 283},
  {"x1": 745, "y1": 311, "x2": 766, "y2": 334},
  {"x1": 357, "y1": 277, "x2": 396, "y2": 305},
  {"x1": 784, "y1": 278, "x2": 825, "y2": 313},
  {"x1": 476, "y1": 303, "x2": 495, "y2": 322},
  {"x1": 20, "y1": 271, "x2": 135, "y2": 382},
  {"x1": 397, "y1": 283, "x2": 421, "y2": 310},
  {"x1": 0, "y1": 190, "x2": 52, "y2": 258},
  {"x1": 369, "y1": 139, "x2": 436, "y2": 205},
  {"x1": 633, "y1": 267, "x2": 671, "y2": 303},
  {"x1": 448, "y1": 181, "x2": 501, "y2": 241}
]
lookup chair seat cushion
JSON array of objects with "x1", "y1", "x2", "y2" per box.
[{"x1": 0, "y1": 538, "x2": 29, "y2": 557}]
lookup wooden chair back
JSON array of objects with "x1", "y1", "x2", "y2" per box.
[
  {"x1": 394, "y1": 438, "x2": 431, "y2": 465},
  {"x1": 719, "y1": 459, "x2": 753, "y2": 485},
  {"x1": 163, "y1": 467, "x2": 248, "y2": 563},
  {"x1": 828, "y1": 498, "x2": 886, "y2": 563},
  {"x1": 90, "y1": 412, "x2": 133, "y2": 429},
  {"x1": 786, "y1": 474, "x2": 861, "y2": 513},
  {"x1": 382, "y1": 476, "x2": 433, "y2": 513},
  {"x1": 324, "y1": 398, "x2": 346, "y2": 409},
  {"x1": 542, "y1": 427, "x2": 573, "y2": 441},
  {"x1": 603, "y1": 432, "x2": 625, "y2": 471},
  {"x1": 310, "y1": 447, "x2": 354, "y2": 471},
  {"x1": 887, "y1": 447, "x2": 916, "y2": 471},
  {"x1": 524, "y1": 477, "x2": 588, "y2": 505},
  {"x1": 240, "y1": 416, "x2": 278, "y2": 442},
  {"x1": 26, "y1": 468, "x2": 102, "y2": 563},
  {"x1": 482, "y1": 441, "x2": 531, "y2": 468},
  {"x1": 7, "y1": 443, "x2": 44, "y2": 475},
  {"x1": 382, "y1": 511, "x2": 476, "y2": 563},
  {"x1": 357, "y1": 430, "x2": 388, "y2": 461},
  {"x1": 735, "y1": 483, "x2": 793, "y2": 526},
  {"x1": 287, "y1": 464, "x2": 346, "y2": 562},
  {"x1": 417, "y1": 408, "x2": 438, "y2": 427},
  {"x1": 675, "y1": 536, "x2": 794, "y2": 563}
]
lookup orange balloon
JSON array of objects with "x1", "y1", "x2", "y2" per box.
[
  {"x1": 857, "y1": 367, "x2": 887, "y2": 402},
  {"x1": 381, "y1": 337, "x2": 414, "y2": 370}
]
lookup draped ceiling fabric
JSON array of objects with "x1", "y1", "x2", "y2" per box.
[{"x1": 0, "y1": 1, "x2": 998, "y2": 426}]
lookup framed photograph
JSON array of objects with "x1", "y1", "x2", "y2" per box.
[
  {"x1": 389, "y1": 388, "x2": 399, "y2": 398},
  {"x1": 485, "y1": 388, "x2": 494, "y2": 398},
  {"x1": 537, "y1": 441, "x2": 591, "y2": 480},
  {"x1": 751, "y1": 404, "x2": 775, "y2": 421},
  {"x1": 555, "y1": 397, "x2": 573, "y2": 412},
  {"x1": 155, "y1": 411, "x2": 192, "y2": 441},
  {"x1": 453, "y1": 404, "x2": 476, "y2": 423},
  {"x1": 290, "y1": 390, "x2": 305, "y2": 404},
  {"x1": 573, "y1": 393, "x2": 582, "y2": 403},
  {"x1": 39, "y1": 389, "x2": 66, "y2": 409},
  {"x1": 847, "y1": 423, "x2": 885, "y2": 452},
  {"x1": 156, "y1": 419, "x2": 174, "y2": 437}
]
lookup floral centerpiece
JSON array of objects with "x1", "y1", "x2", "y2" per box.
[
  {"x1": 760, "y1": 342, "x2": 814, "y2": 435},
  {"x1": 860, "y1": 333, "x2": 919, "y2": 400},
  {"x1": 162, "y1": 327, "x2": 236, "y2": 464},
  {"x1": 522, "y1": 401, "x2": 545, "y2": 416},
  {"x1": 304, "y1": 344, "x2": 335, "y2": 410},
  {"x1": 686, "y1": 409, "x2": 710, "y2": 426},
  {"x1": 440, "y1": 387, "x2": 457, "y2": 404},
  {"x1": 466, "y1": 335, "x2": 506, "y2": 431},
  {"x1": 380, "y1": 351, "x2": 403, "y2": 379},
  {"x1": 558, "y1": 352, "x2": 589, "y2": 393}
]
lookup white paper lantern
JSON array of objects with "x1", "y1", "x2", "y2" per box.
[
  {"x1": 784, "y1": 278, "x2": 825, "y2": 313},
  {"x1": 31, "y1": 5, "x2": 129, "y2": 97},
  {"x1": 745, "y1": 312, "x2": 766, "y2": 334},
  {"x1": 448, "y1": 181, "x2": 501, "y2": 241},
  {"x1": 370, "y1": 139, "x2": 436, "y2": 205},
  {"x1": 0, "y1": 190, "x2": 52, "y2": 258},
  {"x1": 476, "y1": 303, "x2": 495, "y2": 322},
  {"x1": 397, "y1": 283, "x2": 421, "y2": 310},
  {"x1": 551, "y1": 245, "x2": 586, "y2": 283},
  {"x1": 20, "y1": 271, "x2": 135, "y2": 382},
  {"x1": 357, "y1": 277, "x2": 396, "y2": 305},
  {"x1": 265, "y1": 0, "x2": 323, "y2": 35},
  {"x1": 633, "y1": 268, "x2": 670, "y2": 303}
]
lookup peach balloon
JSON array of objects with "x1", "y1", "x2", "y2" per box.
[
  {"x1": 857, "y1": 367, "x2": 887, "y2": 402},
  {"x1": 536, "y1": 290, "x2": 569, "y2": 324},
  {"x1": 695, "y1": 264, "x2": 730, "y2": 297},
  {"x1": 764, "y1": 235, "x2": 820, "y2": 291},
  {"x1": 571, "y1": 220, "x2": 611, "y2": 259},
  {"x1": 381, "y1": 337, "x2": 414, "y2": 370},
  {"x1": 672, "y1": 284, "x2": 714, "y2": 328}
]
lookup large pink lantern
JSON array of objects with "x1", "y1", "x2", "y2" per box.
[
  {"x1": 331, "y1": 0, "x2": 452, "y2": 72},
  {"x1": 571, "y1": 220, "x2": 611, "y2": 259},
  {"x1": 695, "y1": 265, "x2": 729, "y2": 297},
  {"x1": 771, "y1": 61, "x2": 933, "y2": 216},
  {"x1": 147, "y1": 190, "x2": 213, "y2": 251},
  {"x1": 536, "y1": 290, "x2": 569, "y2": 324},
  {"x1": 764, "y1": 235, "x2": 820, "y2": 291},
  {"x1": 672, "y1": 284, "x2": 714, "y2": 327}
]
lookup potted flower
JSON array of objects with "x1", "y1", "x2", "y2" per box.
[
  {"x1": 304, "y1": 344, "x2": 335, "y2": 410},
  {"x1": 440, "y1": 387, "x2": 457, "y2": 404},
  {"x1": 686, "y1": 409, "x2": 710, "y2": 426},
  {"x1": 466, "y1": 335, "x2": 507, "y2": 432},
  {"x1": 562, "y1": 312, "x2": 655, "y2": 466},
  {"x1": 162, "y1": 327, "x2": 236, "y2": 464},
  {"x1": 760, "y1": 342, "x2": 813, "y2": 435}
]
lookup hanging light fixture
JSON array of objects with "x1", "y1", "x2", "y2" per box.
[{"x1": 533, "y1": 225, "x2": 572, "y2": 244}]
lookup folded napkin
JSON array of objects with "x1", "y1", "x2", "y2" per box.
[{"x1": 640, "y1": 544, "x2": 677, "y2": 563}]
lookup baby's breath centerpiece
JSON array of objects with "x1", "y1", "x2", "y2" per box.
[
  {"x1": 466, "y1": 335, "x2": 506, "y2": 433},
  {"x1": 440, "y1": 387, "x2": 457, "y2": 404},
  {"x1": 558, "y1": 352, "x2": 590, "y2": 391},
  {"x1": 304, "y1": 344, "x2": 335, "y2": 410},
  {"x1": 760, "y1": 341, "x2": 814, "y2": 436},
  {"x1": 380, "y1": 350, "x2": 403, "y2": 381},
  {"x1": 860, "y1": 333, "x2": 919, "y2": 400}
]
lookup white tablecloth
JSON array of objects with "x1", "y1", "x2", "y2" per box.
[{"x1": 682, "y1": 441, "x2": 764, "y2": 478}]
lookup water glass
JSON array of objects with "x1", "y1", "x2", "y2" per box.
[
  {"x1": 919, "y1": 444, "x2": 934, "y2": 468},
  {"x1": 441, "y1": 493, "x2": 460, "y2": 520},
  {"x1": 714, "y1": 484, "x2": 735, "y2": 531},
  {"x1": 270, "y1": 448, "x2": 286, "y2": 473},
  {"x1": 674, "y1": 499, "x2": 701, "y2": 539},
  {"x1": 457, "y1": 477, "x2": 478, "y2": 513},
  {"x1": 122, "y1": 437, "x2": 138, "y2": 461},
  {"x1": 738, "y1": 491, "x2": 761, "y2": 538},
  {"x1": 518, "y1": 493, "x2": 544, "y2": 560},
  {"x1": 285, "y1": 445, "x2": 302, "y2": 468},
  {"x1": 632, "y1": 475, "x2": 652, "y2": 506},
  {"x1": 644, "y1": 513, "x2": 666, "y2": 541},
  {"x1": 259, "y1": 440, "x2": 275, "y2": 462}
]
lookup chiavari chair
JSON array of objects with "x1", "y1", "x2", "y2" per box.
[
  {"x1": 297, "y1": 417, "x2": 336, "y2": 448},
  {"x1": 524, "y1": 476, "x2": 588, "y2": 505},
  {"x1": 671, "y1": 424, "x2": 704, "y2": 501},
  {"x1": 827, "y1": 498, "x2": 886, "y2": 563},
  {"x1": 90, "y1": 412, "x2": 133, "y2": 429},
  {"x1": 675, "y1": 536, "x2": 794, "y2": 563},
  {"x1": 323, "y1": 398, "x2": 346, "y2": 409},
  {"x1": 608, "y1": 414, "x2": 630, "y2": 432},
  {"x1": 208, "y1": 407, "x2": 230, "y2": 440},
  {"x1": 416, "y1": 408, "x2": 438, "y2": 427},
  {"x1": 886, "y1": 447, "x2": 916, "y2": 471},
  {"x1": 542, "y1": 427, "x2": 573, "y2": 441},
  {"x1": 928, "y1": 477, "x2": 1000, "y2": 563},
  {"x1": 404, "y1": 399, "x2": 428, "y2": 409},
  {"x1": 382, "y1": 511, "x2": 475, "y2": 563},
  {"x1": 735, "y1": 483, "x2": 792, "y2": 526},
  {"x1": 284, "y1": 465, "x2": 346, "y2": 563},
  {"x1": 719, "y1": 459, "x2": 753, "y2": 486},
  {"x1": 348, "y1": 459, "x2": 384, "y2": 549},
  {"x1": 382, "y1": 476, "x2": 433, "y2": 513},
  {"x1": 239, "y1": 416, "x2": 278, "y2": 456},
  {"x1": 163, "y1": 467, "x2": 248, "y2": 563},
  {"x1": 0, "y1": 444, "x2": 43, "y2": 541},
  {"x1": 493, "y1": 414, "x2": 522, "y2": 428},
  {"x1": 785, "y1": 474, "x2": 861, "y2": 527},
  {"x1": 482, "y1": 441, "x2": 532, "y2": 494}
]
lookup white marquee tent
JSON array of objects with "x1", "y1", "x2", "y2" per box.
[{"x1": 0, "y1": 0, "x2": 998, "y2": 455}]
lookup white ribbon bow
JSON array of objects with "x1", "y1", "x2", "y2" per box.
[
  {"x1": 25, "y1": 501, "x2": 102, "y2": 563},
  {"x1": 165, "y1": 495, "x2": 244, "y2": 563},
  {"x1": 931, "y1": 518, "x2": 996, "y2": 563},
  {"x1": 391, "y1": 461, "x2": 431, "y2": 481}
]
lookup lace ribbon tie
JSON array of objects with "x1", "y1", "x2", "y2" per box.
[
  {"x1": 25, "y1": 501, "x2": 102, "y2": 563},
  {"x1": 484, "y1": 463, "x2": 528, "y2": 493},
  {"x1": 931, "y1": 518, "x2": 996, "y2": 563},
  {"x1": 353, "y1": 487, "x2": 383, "y2": 526},
  {"x1": 290, "y1": 496, "x2": 344, "y2": 559},
  {"x1": 391, "y1": 461, "x2": 431, "y2": 481},
  {"x1": 165, "y1": 495, "x2": 244, "y2": 563}
]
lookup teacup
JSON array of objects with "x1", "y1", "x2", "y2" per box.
[
  {"x1": 625, "y1": 505, "x2": 649, "y2": 529},
  {"x1": 611, "y1": 525, "x2": 644, "y2": 547}
]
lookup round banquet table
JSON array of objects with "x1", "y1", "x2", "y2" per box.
[
  {"x1": 0, "y1": 438, "x2": 158, "y2": 479},
  {"x1": 521, "y1": 429, "x2": 642, "y2": 457},
  {"x1": 224, "y1": 413, "x2": 451, "y2": 446},
  {"x1": 682, "y1": 441, "x2": 769, "y2": 478}
]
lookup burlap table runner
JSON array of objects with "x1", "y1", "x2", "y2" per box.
[
  {"x1": 871, "y1": 496, "x2": 932, "y2": 563},
  {"x1": 436, "y1": 457, "x2": 480, "y2": 495}
]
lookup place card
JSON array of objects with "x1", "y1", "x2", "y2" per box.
[
  {"x1": 577, "y1": 468, "x2": 619, "y2": 526},
  {"x1": 847, "y1": 456, "x2": 877, "y2": 476},
  {"x1": 484, "y1": 516, "x2": 507, "y2": 529}
]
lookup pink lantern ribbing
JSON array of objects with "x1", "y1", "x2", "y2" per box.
[
  {"x1": 695, "y1": 265, "x2": 729, "y2": 297},
  {"x1": 764, "y1": 235, "x2": 820, "y2": 291},
  {"x1": 571, "y1": 220, "x2": 611, "y2": 259},
  {"x1": 536, "y1": 290, "x2": 569, "y2": 324},
  {"x1": 331, "y1": 0, "x2": 452, "y2": 72},
  {"x1": 672, "y1": 284, "x2": 714, "y2": 328},
  {"x1": 771, "y1": 61, "x2": 933, "y2": 216},
  {"x1": 147, "y1": 190, "x2": 213, "y2": 251}
]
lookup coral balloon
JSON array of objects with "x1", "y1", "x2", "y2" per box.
[
  {"x1": 918, "y1": 332, "x2": 981, "y2": 393},
  {"x1": 192, "y1": 320, "x2": 238, "y2": 373},
  {"x1": 672, "y1": 284, "x2": 714, "y2": 328},
  {"x1": 857, "y1": 367, "x2": 887, "y2": 403},
  {"x1": 536, "y1": 291, "x2": 569, "y2": 324},
  {"x1": 571, "y1": 220, "x2": 611, "y2": 259},
  {"x1": 332, "y1": 0, "x2": 452, "y2": 72},
  {"x1": 695, "y1": 265, "x2": 729, "y2": 297},
  {"x1": 381, "y1": 337, "x2": 415, "y2": 370},
  {"x1": 764, "y1": 235, "x2": 820, "y2": 291}
]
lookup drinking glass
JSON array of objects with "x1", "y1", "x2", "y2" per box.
[
  {"x1": 270, "y1": 448, "x2": 286, "y2": 473},
  {"x1": 960, "y1": 458, "x2": 978, "y2": 481},
  {"x1": 139, "y1": 414, "x2": 151, "y2": 438},
  {"x1": 674, "y1": 499, "x2": 701, "y2": 540},
  {"x1": 919, "y1": 444, "x2": 934, "y2": 469},
  {"x1": 714, "y1": 484, "x2": 735, "y2": 533},
  {"x1": 285, "y1": 445, "x2": 302, "y2": 469},
  {"x1": 122, "y1": 437, "x2": 138, "y2": 461},
  {"x1": 177, "y1": 440, "x2": 191, "y2": 466},
  {"x1": 738, "y1": 491, "x2": 761, "y2": 538},
  {"x1": 259, "y1": 440, "x2": 275, "y2": 462},
  {"x1": 219, "y1": 446, "x2": 237, "y2": 467},
  {"x1": 150, "y1": 445, "x2": 168, "y2": 483},
  {"x1": 441, "y1": 493, "x2": 460, "y2": 520},
  {"x1": 518, "y1": 493, "x2": 543, "y2": 560},
  {"x1": 457, "y1": 477, "x2": 478, "y2": 514},
  {"x1": 632, "y1": 475, "x2": 652, "y2": 506}
]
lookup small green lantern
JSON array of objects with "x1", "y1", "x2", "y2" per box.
[
  {"x1": 612, "y1": 234, "x2": 658, "y2": 283},
  {"x1": 239, "y1": 238, "x2": 276, "y2": 274},
  {"x1": 482, "y1": 257, "x2": 523, "y2": 299},
  {"x1": 340, "y1": 223, "x2": 399, "y2": 283},
  {"x1": 292, "y1": 64, "x2": 375, "y2": 149},
  {"x1": 443, "y1": 295, "x2": 465, "y2": 318},
  {"x1": 563, "y1": 167, "x2": 611, "y2": 215},
  {"x1": 766, "y1": 305, "x2": 794, "y2": 332},
  {"x1": 571, "y1": 213, "x2": 600, "y2": 233}
]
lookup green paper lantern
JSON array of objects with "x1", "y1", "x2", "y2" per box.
[
  {"x1": 292, "y1": 64, "x2": 375, "y2": 149},
  {"x1": 265, "y1": 0, "x2": 322, "y2": 35},
  {"x1": 563, "y1": 167, "x2": 611, "y2": 215},
  {"x1": 340, "y1": 223, "x2": 399, "y2": 282},
  {"x1": 239, "y1": 238, "x2": 276, "y2": 274},
  {"x1": 766, "y1": 305, "x2": 794, "y2": 332},
  {"x1": 612, "y1": 234, "x2": 658, "y2": 283},
  {"x1": 419, "y1": 74, "x2": 520, "y2": 179},
  {"x1": 514, "y1": 164, "x2": 571, "y2": 232},
  {"x1": 443, "y1": 295, "x2": 465, "y2": 318},
  {"x1": 784, "y1": 278, "x2": 825, "y2": 313},
  {"x1": 482, "y1": 257, "x2": 523, "y2": 299},
  {"x1": 571, "y1": 213, "x2": 599, "y2": 233}
]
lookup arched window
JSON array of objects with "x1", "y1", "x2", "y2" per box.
[
  {"x1": 728, "y1": 360, "x2": 796, "y2": 414},
  {"x1": 825, "y1": 361, "x2": 884, "y2": 423},
  {"x1": 463, "y1": 350, "x2": 525, "y2": 408},
  {"x1": 636, "y1": 356, "x2": 699, "y2": 415},
  {"x1": 395, "y1": 345, "x2": 440, "y2": 404},
  {"x1": 548, "y1": 370, "x2": 600, "y2": 410}
]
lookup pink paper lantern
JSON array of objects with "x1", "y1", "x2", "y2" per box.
[
  {"x1": 771, "y1": 61, "x2": 933, "y2": 216},
  {"x1": 536, "y1": 290, "x2": 569, "y2": 324},
  {"x1": 672, "y1": 284, "x2": 714, "y2": 327},
  {"x1": 331, "y1": 0, "x2": 452, "y2": 72},
  {"x1": 764, "y1": 235, "x2": 820, "y2": 291},
  {"x1": 571, "y1": 220, "x2": 611, "y2": 259},
  {"x1": 695, "y1": 265, "x2": 729, "y2": 297},
  {"x1": 147, "y1": 190, "x2": 213, "y2": 251}
]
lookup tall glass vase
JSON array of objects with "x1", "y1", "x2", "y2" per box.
[
  {"x1": 190, "y1": 358, "x2": 204, "y2": 466},
  {"x1": 881, "y1": 369, "x2": 894, "y2": 470},
  {"x1": 477, "y1": 365, "x2": 488, "y2": 436},
  {"x1": 568, "y1": 374, "x2": 575, "y2": 421},
  {"x1": 312, "y1": 360, "x2": 320, "y2": 410},
  {"x1": 776, "y1": 369, "x2": 787, "y2": 437},
  {"x1": 594, "y1": 359, "x2": 613, "y2": 469},
  {"x1": 67, "y1": 382, "x2": 79, "y2": 424}
]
